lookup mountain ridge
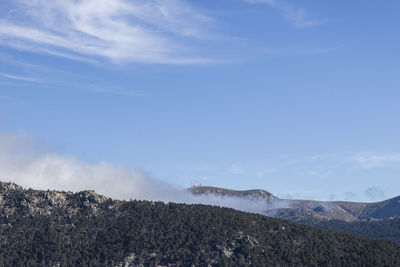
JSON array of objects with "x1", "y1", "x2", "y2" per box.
[
  {"x1": 189, "y1": 185, "x2": 400, "y2": 222},
  {"x1": 190, "y1": 185, "x2": 277, "y2": 202},
  {"x1": 0, "y1": 181, "x2": 400, "y2": 266}
]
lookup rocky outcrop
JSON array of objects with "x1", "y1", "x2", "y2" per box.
[{"x1": 0, "y1": 181, "x2": 112, "y2": 217}]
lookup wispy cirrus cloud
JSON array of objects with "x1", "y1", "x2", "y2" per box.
[
  {"x1": 301, "y1": 151, "x2": 400, "y2": 170},
  {"x1": 242, "y1": 0, "x2": 321, "y2": 28},
  {"x1": 0, "y1": 52, "x2": 145, "y2": 97},
  {"x1": 0, "y1": 71, "x2": 39, "y2": 82},
  {"x1": 0, "y1": 0, "x2": 215, "y2": 64},
  {"x1": 347, "y1": 151, "x2": 400, "y2": 169}
]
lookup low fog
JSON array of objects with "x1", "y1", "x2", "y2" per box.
[{"x1": 0, "y1": 133, "x2": 282, "y2": 215}]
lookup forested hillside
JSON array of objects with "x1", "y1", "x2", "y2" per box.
[
  {"x1": 308, "y1": 218, "x2": 400, "y2": 244},
  {"x1": 0, "y1": 182, "x2": 400, "y2": 266}
]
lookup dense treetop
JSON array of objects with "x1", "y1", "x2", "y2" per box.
[{"x1": 0, "y1": 182, "x2": 399, "y2": 266}]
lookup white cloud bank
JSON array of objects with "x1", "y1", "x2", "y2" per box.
[
  {"x1": 0, "y1": 133, "x2": 271, "y2": 214},
  {"x1": 0, "y1": 0, "x2": 214, "y2": 64}
]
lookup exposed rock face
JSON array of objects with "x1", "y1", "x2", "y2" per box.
[
  {"x1": 0, "y1": 182, "x2": 23, "y2": 191},
  {"x1": 0, "y1": 181, "x2": 111, "y2": 217},
  {"x1": 216, "y1": 231, "x2": 259, "y2": 263}
]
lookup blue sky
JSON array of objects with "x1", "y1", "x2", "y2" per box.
[{"x1": 0, "y1": 0, "x2": 400, "y2": 202}]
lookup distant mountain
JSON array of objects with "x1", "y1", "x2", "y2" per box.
[
  {"x1": 358, "y1": 196, "x2": 400, "y2": 220},
  {"x1": 190, "y1": 185, "x2": 400, "y2": 243},
  {"x1": 191, "y1": 186, "x2": 276, "y2": 202},
  {"x1": 310, "y1": 218, "x2": 400, "y2": 244},
  {"x1": 190, "y1": 185, "x2": 400, "y2": 222},
  {"x1": 1, "y1": 181, "x2": 400, "y2": 266}
]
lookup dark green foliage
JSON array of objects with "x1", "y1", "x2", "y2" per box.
[
  {"x1": 0, "y1": 199, "x2": 399, "y2": 266},
  {"x1": 309, "y1": 218, "x2": 400, "y2": 244}
]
